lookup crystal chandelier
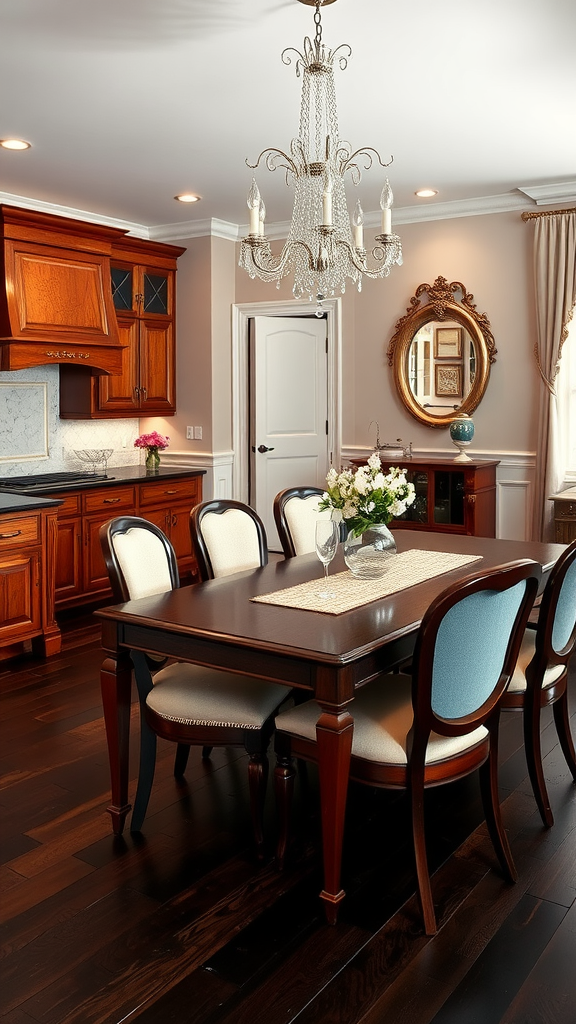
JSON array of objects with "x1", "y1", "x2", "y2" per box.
[{"x1": 239, "y1": 0, "x2": 402, "y2": 309}]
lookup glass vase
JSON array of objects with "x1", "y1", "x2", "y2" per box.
[
  {"x1": 343, "y1": 523, "x2": 397, "y2": 579},
  {"x1": 145, "y1": 447, "x2": 161, "y2": 471}
]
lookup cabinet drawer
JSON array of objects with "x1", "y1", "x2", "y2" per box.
[
  {"x1": 0, "y1": 515, "x2": 40, "y2": 549},
  {"x1": 139, "y1": 477, "x2": 200, "y2": 508},
  {"x1": 55, "y1": 493, "x2": 82, "y2": 517},
  {"x1": 83, "y1": 486, "x2": 136, "y2": 514}
]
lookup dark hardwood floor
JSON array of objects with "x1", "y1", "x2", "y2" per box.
[{"x1": 1, "y1": 613, "x2": 574, "y2": 1024}]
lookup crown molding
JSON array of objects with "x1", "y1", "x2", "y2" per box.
[
  {"x1": 517, "y1": 180, "x2": 576, "y2": 205},
  {"x1": 0, "y1": 190, "x2": 151, "y2": 237},
  {"x1": 148, "y1": 218, "x2": 238, "y2": 242},
  {"x1": 3, "y1": 182, "x2": 574, "y2": 245}
]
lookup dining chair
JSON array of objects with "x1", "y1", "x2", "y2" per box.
[
  {"x1": 274, "y1": 559, "x2": 541, "y2": 934},
  {"x1": 273, "y1": 486, "x2": 330, "y2": 558},
  {"x1": 189, "y1": 499, "x2": 269, "y2": 579},
  {"x1": 99, "y1": 515, "x2": 291, "y2": 854},
  {"x1": 501, "y1": 538, "x2": 576, "y2": 826}
]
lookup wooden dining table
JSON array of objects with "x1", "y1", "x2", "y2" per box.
[{"x1": 96, "y1": 530, "x2": 565, "y2": 924}]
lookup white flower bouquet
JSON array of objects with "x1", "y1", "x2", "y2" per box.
[{"x1": 319, "y1": 453, "x2": 416, "y2": 537}]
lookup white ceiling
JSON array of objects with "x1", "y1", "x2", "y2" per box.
[{"x1": 1, "y1": 0, "x2": 575, "y2": 237}]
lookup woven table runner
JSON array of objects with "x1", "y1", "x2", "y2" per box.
[{"x1": 252, "y1": 550, "x2": 483, "y2": 615}]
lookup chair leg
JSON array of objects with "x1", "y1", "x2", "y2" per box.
[
  {"x1": 274, "y1": 753, "x2": 296, "y2": 870},
  {"x1": 552, "y1": 691, "x2": 576, "y2": 782},
  {"x1": 410, "y1": 780, "x2": 436, "y2": 935},
  {"x1": 131, "y1": 719, "x2": 158, "y2": 833},
  {"x1": 174, "y1": 743, "x2": 190, "y2": 778},
  {"x1": 523, "y1": 691, "x2": 554, "y2": 827},
  {"x1": 247, "y1": 752, "x2": 269, "y2": 861},
  {"x1": 479, "y1": 742, "x2": 517, "y2": 883}
]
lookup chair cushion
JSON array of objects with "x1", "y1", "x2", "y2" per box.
[
  {"x1": 200, "y1": 509, "x2": 262, "y2": 578},
  {"x1": 275, "y1": 674, "x2": 488, "y2": 765},
  {"x1": 507, "y1": 629, "x2": 565, "y2": 693},
  {"x1": 147, "y1": 662, "x2": 291, "y2": 729},
  {"x1": 112, "y1": 529, "x2": 173, "y2": 599},
  {"x1": 284, "y1": 496, "x2": 332, "y2": 556}
]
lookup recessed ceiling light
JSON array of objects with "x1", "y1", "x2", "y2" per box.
[
  {"x1": 415, "y1": 188, "x2": 438, "y2": 198},
  {"x1": 0, "y1": 138, "x2": 31, "y2": 151},
  {"x1": 174, "y1": 193, "x2": 201, "y2": 203}
]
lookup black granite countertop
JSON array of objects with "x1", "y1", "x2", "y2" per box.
[
  {"x1": 0, "y1": 492, "x2": 64, "y2": 514},
  {"x1": 0, "y1": 464, "x2": 205, "y2": 510}
]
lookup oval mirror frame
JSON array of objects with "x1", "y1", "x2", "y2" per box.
[{"x1": 387, "y1": 276, "x2": 497, "y2": 428}]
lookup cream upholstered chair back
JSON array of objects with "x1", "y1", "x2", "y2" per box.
[
  {"x1": 99, "y1": 516, "x2": 179, "y2": 603},
  {"x1": 273, "y1": 486, "x2": 328, "y2": 558},
  {"x1": 190, "y1": 500, "x2": 268, "y2": 581}
]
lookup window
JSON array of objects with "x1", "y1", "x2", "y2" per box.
[{"x1": 558, "y1": 307, "x2": 576, "y2": 479}]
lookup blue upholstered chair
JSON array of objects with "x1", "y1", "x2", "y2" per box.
[
  {"x1": 274, "y1": 559, "x2": 541, "y2": 934},
  {"x1": 100, "y1": 515, "x2": 291, "y2": 855},
  {"x1": 502, "y1": 539, "x2": 576, "y2": 826}
]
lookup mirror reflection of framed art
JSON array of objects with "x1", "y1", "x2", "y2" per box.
[
  {"x1": 434, "y1": 327, "x2": 462, "y2": 358},
  {"x1": 435, "y1": 363, "x2": 462, "y2": 397}
]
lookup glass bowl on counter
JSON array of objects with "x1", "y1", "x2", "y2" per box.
[{"x1": 74, "y1": 449, "x2": 114, "y2": 474}]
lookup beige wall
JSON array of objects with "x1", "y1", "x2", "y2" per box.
[
  {"x1": 233, "y1": 210, "x2": 540, "y2": 458},
  {"x1": 160, "y1": 209, "x2": 540, "y2": 468}
]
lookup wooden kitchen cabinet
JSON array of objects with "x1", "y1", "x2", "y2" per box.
[
  {"x1": 59, "y1": 236, "x2": 185, "y2": 419},
  {"x1": 0, "y1": 507, "x2": 61, "y2": 658},
  {"x1": 1, "y1": 204, "x2": 126, "y2": 375},
  {"x1": 53, "y1": 472, "x2": 202, "y2": 610},
  {"x1": 138, "y1": 475, "x2": 202, "y2": 576},
  {"x1": 53, "y1": 493, "x2": 82, "y2": 603}
]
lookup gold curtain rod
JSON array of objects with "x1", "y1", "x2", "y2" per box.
[{"x1": 522, "y1": 207, "x2": 576, "y2": 221}]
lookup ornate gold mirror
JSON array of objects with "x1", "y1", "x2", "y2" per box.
[{"x1": 387, "y1": 276, "x2": 497, "y2": 428}]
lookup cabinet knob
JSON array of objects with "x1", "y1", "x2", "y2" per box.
[
  {"x1": 133, "y1": 385, "x2": 140, "y2": 397},
  {"x1": 103, "y1": 497, "x2": 121, "y2": 504},
  {"x1": 0, "y1": 530, "x2": 22, "y2": 539},
  {"x1": 140, "y1": 386, "x2": 148, "y2": 400}
]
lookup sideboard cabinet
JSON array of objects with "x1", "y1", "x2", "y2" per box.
[
  {"x1": 549, "y1": 486, "x2": 576, "y2": 544},
  {"x1": 349, "y1": 456, "x2": 499, "y2": 538}
]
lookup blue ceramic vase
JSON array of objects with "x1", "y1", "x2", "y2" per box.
[{"x1": 449, "y1": 414, "x2": 474, "y2": 462}]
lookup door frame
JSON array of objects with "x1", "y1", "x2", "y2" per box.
[{"x1": 231, "y1": 298, "x2": 342, "y2": 503}]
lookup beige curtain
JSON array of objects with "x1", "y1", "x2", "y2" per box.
[{"x1": 529, "y1": 210, "x2": 576, "y2": 541}]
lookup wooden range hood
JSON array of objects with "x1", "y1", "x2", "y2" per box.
[{"x1": 0, "y1": 205, "x2": 129, "y2": 375}]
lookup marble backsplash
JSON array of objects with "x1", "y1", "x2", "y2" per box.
[{"x1": 0, "y1": 366, "x2": 142, "y2": 477}]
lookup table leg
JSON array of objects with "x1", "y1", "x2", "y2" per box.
[
  {"x1": 101, "y1": 652, "x2": 133, "y2": 833},
  {"x1": 315, "y1": 702, "x2": 354, "y2": 925}
]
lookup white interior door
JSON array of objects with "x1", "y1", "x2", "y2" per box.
[{"x1": 250, "y1": 315, "x2": 329, "y2": 550}]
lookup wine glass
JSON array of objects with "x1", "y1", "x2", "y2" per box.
[{"x1": 315, "y1": 519, "x2": 339, "y2": 598}]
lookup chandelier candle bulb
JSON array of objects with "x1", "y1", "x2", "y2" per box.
[
  {"x1": 247, "y1": 178, "x2": 261, "y2": 235},
  {"x1": 258, "y1": 198, "x2": 266, "y2": 235},
  {"x1": 380, "y1": 179, "x2": 393, "y2": 235},
  {"x1": 353, "y1": 200, "x2": 364, "y2": 248},
  {"x1": 322, "y1": 189, "x2": 333, "y2": 226}
]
